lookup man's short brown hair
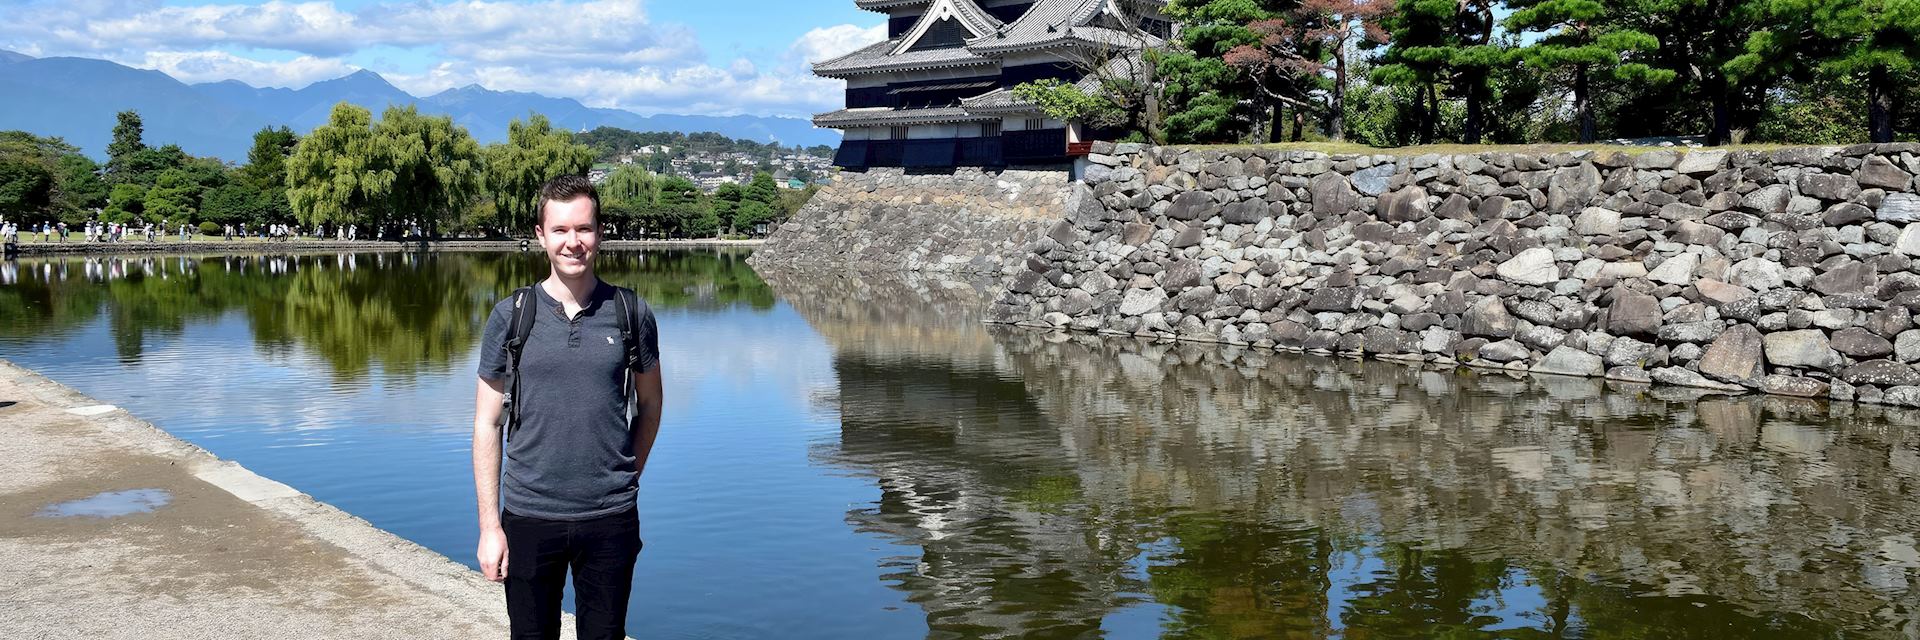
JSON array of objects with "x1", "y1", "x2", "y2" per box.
[{"x1": 535, "y1": 175, "x2": 600, "y2": 228}]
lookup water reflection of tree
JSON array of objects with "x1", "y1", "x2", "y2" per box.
[
  {"x1": 764, "y1": 270, "x2": 1920, "y2": 639},
  {"x1": 1, "y1": 249, "x2": 775, "y2": 382}
]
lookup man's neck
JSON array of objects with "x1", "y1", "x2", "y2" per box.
[{"x1": 543, "y1": 270, "x2": 600, "y2": 307}]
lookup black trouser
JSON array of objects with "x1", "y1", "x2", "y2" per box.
[{"x1": 502, "y1": 507, "x2": 642, "y2": 640}]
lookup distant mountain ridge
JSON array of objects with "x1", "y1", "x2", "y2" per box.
[{"x1": 0, "y1": 50, "x2": 837, "y2": 161}]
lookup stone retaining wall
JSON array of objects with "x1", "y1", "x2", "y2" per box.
[
  {"x1": 989, "y1": 142, "x2": 1920, "y2": 407},
  {"x1": 749, "y1": 167, "x2": 1070, "y2": 276}
]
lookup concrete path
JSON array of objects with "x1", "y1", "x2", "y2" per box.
[{"x1": 0, "y1": 359, "x2": 570, "y2": 639}]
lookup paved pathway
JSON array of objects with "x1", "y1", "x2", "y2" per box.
[{"x1": 0, "y1": 359, "x2": 563, "y2": 639}]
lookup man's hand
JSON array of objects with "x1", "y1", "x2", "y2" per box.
[{"x1": 478, "y1": 526, "x2": 509, "y2": 582}]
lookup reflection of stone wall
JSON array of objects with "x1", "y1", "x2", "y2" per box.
[
  {"x1": 993, "y1": 142, "x2": 1920, "y2": 408},
  {"x1": 750, "y1": 168, "x2": 1069, "y2": 276},
  {"x1": 777, "y1": 270, "x2": 1920, "y2": 636},
  {"x1": 993, "y1": 330, "x2": 1920, "y2": 636}
]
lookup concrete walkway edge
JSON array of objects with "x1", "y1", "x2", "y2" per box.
[{"x1": 0, "y1": 357, "x2": 594, "y2": 637}]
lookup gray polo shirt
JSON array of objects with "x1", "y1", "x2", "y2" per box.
[{"x1": 479, "y1": 280, "x2": 659, "y2": 521}]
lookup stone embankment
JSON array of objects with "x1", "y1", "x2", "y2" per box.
[
  {"x1": 990, "y1": 142, "x2": 1920, "y2": 407},
  {"x1": 748, "y1": 167, "x2": 1069, "y2": 276}
]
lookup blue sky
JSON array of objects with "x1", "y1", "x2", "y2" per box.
[{"x1": 0, "y1": 0, "x2": 889, "y2": 118}]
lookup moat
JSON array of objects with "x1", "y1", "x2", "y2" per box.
[{"x1": 2, "y1": 249, "x2": 1917, "y2": 638}]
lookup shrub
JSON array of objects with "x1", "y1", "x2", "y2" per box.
[{"x1": 199, "y1": 221, "x2": 221, "y2": 236}]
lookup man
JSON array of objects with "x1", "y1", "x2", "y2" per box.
[{"x1": 473, "y1": 175, "x2": 663, "y2": 640}]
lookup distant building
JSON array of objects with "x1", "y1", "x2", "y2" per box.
[{"x1": 812, "y1": 0, "x2": 1171, "y2": 170}]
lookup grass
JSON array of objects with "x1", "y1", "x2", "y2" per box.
[{"x1": 1175, "y1": 141, "x2": 1807, "y2": 157}]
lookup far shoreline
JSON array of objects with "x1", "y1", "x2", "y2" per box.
[{"x1": 6, "y1": 238, "x2": 764, "y2": 257}]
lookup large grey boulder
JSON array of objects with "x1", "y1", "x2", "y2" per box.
[
  {"x1": 1647, "y1": 253, "x2": 1699, "y2": 285},
  {"x1": 1858, "y1": 155, "x2": 1913, "y2": 191},
  {"x1": 1119, "y1": 288, "x2": 1168, "y2": 316},
  {"x1": 1380, "y1": 185, "x2": 1432, "y2": 222},
  {"x1": 1532, "y1": 345, "x2": 1604, "y2": 377},
  {"x1": 1699, "y1": 323, "x2": 1766, "y2": 383},
  {"x1": 1800, "y1": 173, "x2": 1862, "y2": 200},
  {"x1": 1841, "y1": 360, "x2": 1920, "y2": 386},
  {"x1": 1764, "y1": 329, "x2": 1842, "y2": 369},
  {"x1": 1762, "y1": 375, "x2": 1829, "y2": 397},
  {"x1": 1547, "y1": 162, "x2": 1602, "y2": 212},
  {"x1": 1166, "y1": 191, "x2": 1216, "y2": 221},
  {"x1": 1606, "y1": 290, "x2": 1664, "y2": 338},
  {"x1": 1310, "y1": 173, "x2": 1357, "y2": 216},
  {"x1": 1742, "y1": 184, "x2": 1794, "y2": 214},
  {"x1": 1575, "y1": 207, "x2": 1622, "y2": 235},
  {"x1": 1348, "y1": 164, "x2": 1396, "y2": 196},
  {"x1": 1831, "y1": 326, "x2": 1894, "y2": 358},
  {"x1": 1462, "y1": 296, "x2": 1518, "y2": 338},
  {"x1": 1673, "y1": 150, "x2": 1728, "y2": 175},
  {"x1": 1879, "y1": 193, "x2": 1920, "y2": 222},
  {"x1": 1497, "y1": 248, "x2": 1560, "y2": 285}
]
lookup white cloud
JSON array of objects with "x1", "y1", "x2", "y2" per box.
[
  {"x1": 0, "y1": 1, "x2": 886, "y2": 118},
  {"x1": 789, "y1": 23, "x2": 887, "y2": 66},
  {"x1": 137, "y1": 50, "x2": 353, "y2": 88}
]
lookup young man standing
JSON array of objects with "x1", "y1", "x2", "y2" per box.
[{"x1": 473, "y1": 175, "x2": 664, "y2": 640}]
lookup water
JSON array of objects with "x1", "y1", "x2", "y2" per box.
[
  {"x1": 3, "y1": 250, "x2": 1919, "y2": 638},
  {"x1": 36, "y1": 488, "x2": 172, "y2": 517}
]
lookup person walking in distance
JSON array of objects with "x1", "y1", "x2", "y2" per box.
[{"x1": 473, "y1": 175, "x2": 663, "y2": 640}]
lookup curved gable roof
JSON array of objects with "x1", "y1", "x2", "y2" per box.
[
  {"x1": 965, "y1": 0, "x2": 1165, "y2": 54},
  {"x1": 890, "y1": 0, "x2": 1005, "y2": 55}
]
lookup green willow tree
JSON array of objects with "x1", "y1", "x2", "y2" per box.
[
  {"x1": 1506, "y1": 0, "x2": 1672, "y2": 142},
  {"x1": 484, "y1": 114, "x2": 593, "y2": 232},
  {"x1": 374, "y1": 106, "x2": 483, "y2": 237},
  {"x1": 286, "y1": 103, "x2": 394, "y2": 230}
]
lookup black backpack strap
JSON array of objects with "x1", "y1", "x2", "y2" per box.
[
  {"x1": 504, "y1": 285, "x2": 538, "y2": 441},
  {"x1": 614, "y1": 286, "x2": 637, "y2": 367},
  {"x1": 613, "y1": 286, "x2": 638, "y2": 415}
]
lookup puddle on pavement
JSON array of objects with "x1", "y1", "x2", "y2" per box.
[{"x1": 37, "y1": 489, "x2": 172, "y2": 518}]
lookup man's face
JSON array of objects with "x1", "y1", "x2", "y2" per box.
[{"x1": 536, "y1": 197, "x2": 599, "y2": 277}]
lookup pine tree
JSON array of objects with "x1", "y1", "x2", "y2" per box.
[
  {"x1": 1734, "y1": 0, "x2": 1919, "y2": 142},
  {"x1": 1506, "y1": 0, "x2": 1672, "y2": 142}
]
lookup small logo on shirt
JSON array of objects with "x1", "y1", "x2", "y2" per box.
[{"x1": 606, "y1": 336, "x2": 616, "y2": 345}]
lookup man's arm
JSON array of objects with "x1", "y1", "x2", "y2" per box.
[
  {"x1": 631, "y1": 367, "x2": 664, "y2": 476},
  {"x1": 473, "y1": 376, "x2": 509, "y2": 582}
]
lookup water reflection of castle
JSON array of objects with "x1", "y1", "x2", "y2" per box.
[{"x1": 762, "y1": 269, "x2": 1920, "y2": 639}]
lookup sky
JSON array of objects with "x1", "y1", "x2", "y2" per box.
[{"x1": 0, "y1": 0, "x2": 893, "y2": 118}]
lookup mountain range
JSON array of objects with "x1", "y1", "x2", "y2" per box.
[{"x1": 0, "y1": 51, "x2": 838, "y2": 162}]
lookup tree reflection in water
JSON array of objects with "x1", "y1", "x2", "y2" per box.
[
  {"x1": 762, "y1": 269, "x2": 1920, "y2": 640},
  {"x1": 0, "y1": 249, "x2": 771, "y2": 381}
]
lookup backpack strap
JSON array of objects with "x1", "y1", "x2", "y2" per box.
[
  {"x1": 503, "y1": 285, "x2": 538, "y2": 441},
  {"x1": 613, "y1": 286, "x2": 638, "y2": 416}
]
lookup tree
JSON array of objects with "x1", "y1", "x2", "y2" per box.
[
  {"x1": 1161, "y1": 0, "x2": 1279, "y2": 143},
  {"x1": 0, "y1": 153, "x2": 54, "y2": 217},
  {"x1": 0, "y1": 131, "x2": 92, "y2": 221},
  {"x1": 237, "y1": 126, "x2": 299, "y2": 222},
  {"x1": 1297, "y1": 0, "x2": 1392, "y2": 141},
  {"x1": 102, "y1": 183, "x2": 145, "y2": 222},
  {"x1": 1734, "y1": 0, "x2": 1920, "y2": 143},
  {"x1": 105, "y1": 110, "x2": 147, "y2": 182},
  {"x1": 711, "y1": 182, "x2": 744, "y2": 233},
  {"x1": 53, "y1": 154, "x2": 108, "y2": 216},
  {"x1": 1506, "y1": 0, "x2": 1673, "y2": 142},
  {"x1": 286, "y1": 103, "x2": 393, "y2": 229},
  {"x1": 1615, "y1": 0, "x2": 1769, "y2": 145},
  {"x1": 374, "y1": 105, "x2": 483, "y2": 237},
  {"x1": 484, "y1": 113, "x2": 593, "y2": 232},
  {"x1": 732, "y1": 200, "x2": 773, "y2": 236}
]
